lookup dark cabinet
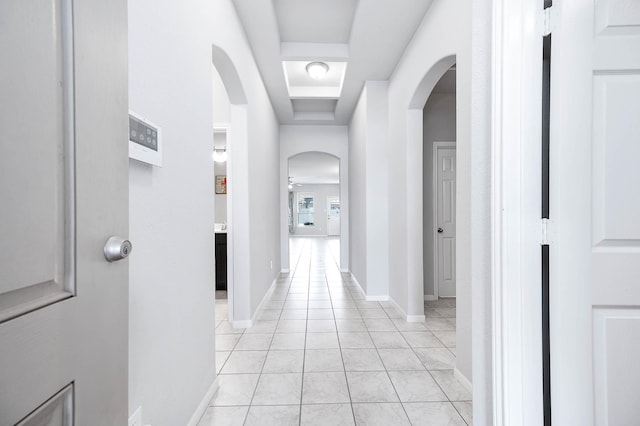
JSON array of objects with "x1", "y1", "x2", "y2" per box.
[{"x1": 215, "y1": 233, "x2": 227, "y2": 290}]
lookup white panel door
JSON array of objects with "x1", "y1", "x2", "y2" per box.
[
  {"x1": 550, "y1": 1, "x2": 640, "y2": 424},
  {"x1": 0, "y1": 0, "x2": 129, "y2": 424},
  {"x1": 434, "y1": 144, "x2": 456, "y2": 298},
  {"x1": 327, "y1": 196, "x2": 341, "y2": 236}
]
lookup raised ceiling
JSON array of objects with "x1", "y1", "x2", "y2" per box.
[{"x1": 232, "y1": 0, "x2": 435, "y2": 125}]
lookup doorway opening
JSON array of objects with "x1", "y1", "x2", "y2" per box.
[
  {"x1": 210, "y1": 44, "x2": 251, "y2": 330},
  {"x1": 287, "y1": 152, "x2": 341, "y2": 269},
  {"x1": 422, "y1": 66, "x2": 457, "y2": 301}
]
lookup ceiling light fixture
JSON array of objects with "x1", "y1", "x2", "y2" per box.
[
  {"x1": 306, "y1": 61, "x2": 329, "y2": 80},
  {"x1": 212, "y1": 147, "x2": 227, "y2": 163}
]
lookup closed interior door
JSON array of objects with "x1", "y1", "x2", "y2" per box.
[
  {"x1": 434, "y1": 143, "x2": 456, "y2": 298},
  {"x1": 327, "y1": 196, "x2": 341, "y2": 236},
  {"x1": 0, "y1": 0, "x2": 129, "y2": 424},
  {"x1": 550, "y1": 1, "x2": 640, "y2": 424}
]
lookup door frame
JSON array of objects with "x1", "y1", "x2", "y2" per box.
[
  {"x1": 214, "y1": 125, "x2": 233, "y2": 322},
  {"x1": 432, "y1": 141, "x2": 456, "y2": 300},
  {"x1": 491, "y1": 0, "x2": 544, "y2": 423},
  {"x1": 327, "y1": 195, "x2": 340, "y2": 236}
]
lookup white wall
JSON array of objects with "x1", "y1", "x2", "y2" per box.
[
  {"x1": 349, "y1": 90, "x2": 368, "y2": 290},
  {"x1": 128, "y1": 0, "x2": 280, "y2": 424},
  {"x1": 128, "y1": 1, "x2": 216, "y2": 425},
  {"x1": 208, "y1": 1, "x2": 281, "y2": 322},
  {"x1": 348, "y1": 82, "x2": 390, "y2": 298},
  {"x1": 280, "y1": 126, "x2": 349, "y2": 271},
  {"x1": 422, "y1": 93, "x2": 456, "y2": 297},
  {"x1": 386, "y1": 0, "x2": 474, "y2": 381},
  {"x1": 290, "y1": 184, "x2": 340, "y2": 236},
  {"x1": 212, "y1": 66, "x2": 230, "y2": 126}
]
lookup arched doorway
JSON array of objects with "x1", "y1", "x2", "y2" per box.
[
  {"x1": 211, "y1": 45, "x2": 252, "y2": 326},
  {"x1": 279, "y1": 127, "x2": 350, "y2": 276},
  {"x1": 287, "y1": 152, "x2": 342, "y2": 267}
]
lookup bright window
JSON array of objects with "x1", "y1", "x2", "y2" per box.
[{"x1": 297, "y1": 193, "x2": 315, "y2": 226}]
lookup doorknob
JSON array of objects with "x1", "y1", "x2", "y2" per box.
[
  {"x1": 437, "y1": 228, "x2": 444, "y2": 233},
  {"x1": 104, "y1": 236, "x2": 132, "y2": 262}
]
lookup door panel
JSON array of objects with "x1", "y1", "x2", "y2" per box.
[
  {"x1": 551, "y1": 0, "x2": 640, "y2": 423},
  {"x1": 0, "y1": 0, "x2": 72, "y2": 321},
  {"x1": 435, "y1": 145, "x2": 456, "y2": 297},
  {"x1": 0, "y1": 0, "x2": 129, "y2": 424}
]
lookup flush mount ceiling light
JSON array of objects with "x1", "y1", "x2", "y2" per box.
[
  {"x1": 212, "y1": 147, "x2": 227, "y2": 162},
  {"x1": 306, "y1": 61, "x2": 329, "y2": 80}
]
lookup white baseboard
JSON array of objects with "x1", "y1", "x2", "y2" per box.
[
  {"x1": 231, "y1": 319, "x2": 252, "y2": 328},
  {"x1": 454, "y1": 368, "x2": 473, "y2": 393},
  {"x1": 350, "y1": 272, "x2": 391, "y2": 302},
  {"x1": 186, "y1": 377, "x2": 219, "y2": 426},
  {"x1": 248, "y1": 275, "x2": 278, "y2": 325},
  {"x1": 128, "y1": 406, "x2": 142, "y2": 426},
  {"x1": 389, "y1": 298, "x2": 425, "y2": 323},
  {"x1": 340, "y1": 268, "x2": 349, "y2": 273},
  {"x1": 281, "y1": 268, "x2": 290, "y2": 274},
  {"x1": 350, "y1": 273, "x2": 367, "y2": 299},
  {"x1": 424, "y1": 295, "x2": 437, "y2": 301},
  {"x1": 366, "y1": 295, "x2": 389, "y2": 302},
  {"x1": 406, "y1": 314, "x2": 426, "y2": 323}
]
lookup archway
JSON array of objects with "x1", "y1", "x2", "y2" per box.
[
  {"x1": 405, "y1": 55, "x2": 473, "y2": 393},
  {"x1": 211, "y1": 45, "x2": 252, "y2": 326},
  {"x1": 279, "y1": 130, "x2": 349, "y2": 276},
  {"x1": 287, "y1": 152, "x2": 342, "y2": 268}
]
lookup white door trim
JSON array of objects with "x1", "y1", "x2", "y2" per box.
[
  {"x1": 327, "y1": 195, "x2": 340, "y2": 236},
  {"x1": 214, "y1": 126, "x2": 233, "y2": 322},
  {"x1": 491, "y1": 0, "x2": 544, "y2": 424},
  {"x1": 432, "y1": 142, "x2": 456, "y2": 300}
]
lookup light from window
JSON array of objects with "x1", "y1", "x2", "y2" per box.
[{"x1": 297, "y1": 193, "x2": 315, "y2": 226}]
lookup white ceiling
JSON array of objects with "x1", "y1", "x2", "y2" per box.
[
  {"x1": 232, "y1": 0, "x2": 435, "y2": 125},
  {"x1": 289, "y1": 152, "x2": 340, "y2": 184}
]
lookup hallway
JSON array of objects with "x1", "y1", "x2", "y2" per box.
[{"x1": 200, "y1": 238, "x2": 471, "y2": 425}]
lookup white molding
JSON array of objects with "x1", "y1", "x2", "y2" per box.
[
  {"x1": 231, "y1": 319, "x2": 252, "y2": 328},
  {"x1": 128, "y1": 406, "x2": 142, "y2": 426},
  {"x1": 492, "y1": 0, "x2": 544, "y2": 423},
  {"x1": 455, "y1": 367, "x2": 473, "y2": 393},
  {"x1": 281, "y1": 268, "x2": 290, "y2": 274},
  {"x1": 406, "y1": 314, "x2": 426, "y2": 323},
  {"x1": 389, "y1": 298, "x2": 425, "y2": 323},
  {"x1": 349, "y1": 273, "x2": 367, "y2": 299},
  {"x1": 340, "y1": 268, "x2": 349, "y2": 273},
  {"x1": 424, "y1": 295, "x2": 437, "y2": 301},
  {"x1": 349, "y1": 271, "x2": 391, "y2": 302},
  {"x1": 186, "y1": 377, "x2": 219, "y2": 426},
  {"x1": 365, "y1": 295, "x2": 389, "y2": 302},
  {"x1": 249, "y1": 276, "x2": 278, "y2": 324}
]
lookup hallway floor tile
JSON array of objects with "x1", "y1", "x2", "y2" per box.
[{"x1": 202, "y1": 238, "x2": 471, "y2": 425}]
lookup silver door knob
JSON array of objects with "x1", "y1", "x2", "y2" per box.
[
  {"x1": 437, "y1": 228, "x2": 444, "y2": 233},
  {"x1": 104, "y1": 236, "x2": 132, "y2": 262}
]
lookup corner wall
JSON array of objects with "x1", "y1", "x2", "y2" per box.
[
  {"x1": 348, "y1": 89, "x2": 368, "y2": 290},
  {"x1": 386, "y1": 0, "x2": 474, "y2": 381},
  {"x1": 348, "y1": 82, "x2": 390, "y2": 298},
  {"x1": 128, "y1": 1, "x2": 216, "y2": 424},
  {"x1": 128, "y1": 0, "x2": 280, "y2": 424}
]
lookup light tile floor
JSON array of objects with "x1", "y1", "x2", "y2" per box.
[{"x1": 200, "y1": 238, "x2": 472, "y2": 425}]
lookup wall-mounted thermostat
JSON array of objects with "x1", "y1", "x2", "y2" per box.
[{"x1": 129, "y1": 111, "x2": 162, "y2": 166}]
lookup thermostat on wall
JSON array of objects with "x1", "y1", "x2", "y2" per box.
[{"x1": 129, "y1": 111, "x2": 162, "y2": 166}]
